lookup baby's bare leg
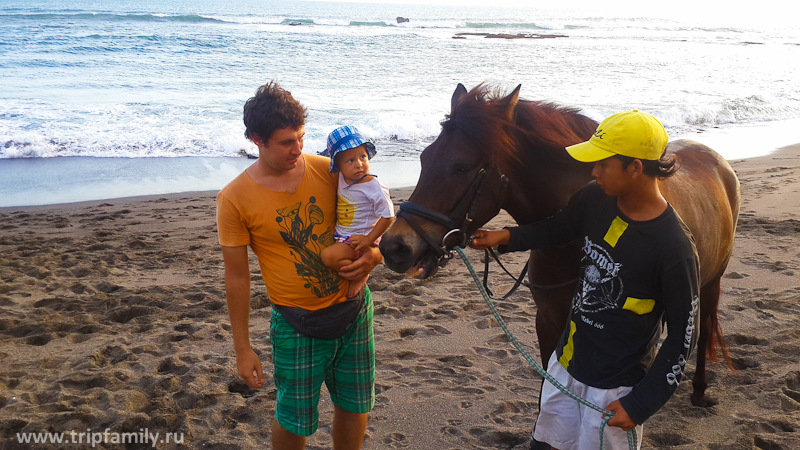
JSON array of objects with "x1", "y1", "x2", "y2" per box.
[
  {"x1": 321, "y1": 242, "x2": 357, "y2": 271},
  {"x1": 347, "y1": 274, "x2": 369, "y2": 299}
]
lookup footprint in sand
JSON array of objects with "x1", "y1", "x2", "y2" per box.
[
  {"x1": 381, "y1": 432, "x2": 408, "y2": 448},
  {"x1": 436, "y1": 355, "x2": 472, "y2": 367},
  {"x1": 782, "y1": 371, "x2": 800, "y2": 411},
  {"x1": 439, "y1": 425, "x2": 462, "y2": 437},
  {"x1": 395, "y1": 351, "x2": 421, "y2": 360},
  {"x1": 397, "y1": 325, "x2": 451, "y2": 339},
  {"x1": 474, "y1": 317, "x2": 500, "y2": 329},
  {"x1": 156, "y1": 356, "x2": 191, "y2": 376},
  {"x1": 724, "y1": 271, "x2": 749, "y2": 279},
  {"x1": 486, "y1": 400, "x2": 535, "y2": 425},
  {"x1": 473, "y1": 346, "x2": 511, "y2": 360},
  {"x1": 647, "y1": 431, "x2": 693, "y2": 447},
  {"x1": 729, "y1": 333, "x2": 769, "y2": 346},
  {"x1": 467, "y1": 427, "x2": 528, "y2": 448},
  {"x1": 93, "y1": 345, "x2": 132, "y2": 366}
]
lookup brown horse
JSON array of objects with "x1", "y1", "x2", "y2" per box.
[{"x1": 379, "y1": 83, "x2": 740, "y2": 408}]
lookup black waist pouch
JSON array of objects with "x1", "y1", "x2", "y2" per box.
[{"x1": 273, "y1": 289, "x2": 365, "y2": 340}]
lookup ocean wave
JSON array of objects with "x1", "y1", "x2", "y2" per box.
[
  {"x1": 0, "y1": 130, "x2": 252, "y2": 159},
  {"x1": 350, "y1": 21, "x2": 390, "y2": 27},
  {"x1": 313, "y1": 18, "x2": 352, "y2": 27},
  {"x1": 465, "y1": 22, "x2": 549, "y2": 30},
  {"x1": 2, "y1": 94, "x2": 798, "y2": 160},
  {"x1": 657, "y1": 95, "x2": 800, "y2": 131},
  {"x1": 0, "y1": 103, "x2": 442, "y2": 159},
  {"x1": 394, "y1": 20, "x2": 467, "y2": 29},
  {"x1": 202, "y1": 15, "x2": 283, "y2": 25},
  {"x1": 281, "y1": 18, "x2": 315, "y2": 25},
  {"x1": 1, "y1": 12, "x2": 225, "y2": 23}
]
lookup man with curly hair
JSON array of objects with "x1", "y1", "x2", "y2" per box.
[{"x1": 217, "y1": 81, "x2": 382, "y2": 450}]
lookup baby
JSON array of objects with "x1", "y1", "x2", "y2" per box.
[{"x1": 320, "y1": 125, "x2": 394, "y2": 297}]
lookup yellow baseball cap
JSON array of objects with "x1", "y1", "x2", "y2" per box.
[{"x1": 566, "y1": 110, "x2": 669, "y2": 162}]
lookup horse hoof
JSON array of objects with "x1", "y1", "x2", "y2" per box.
[{"x1": 691, "y1": 394, "x2": 718, "y2": 407}]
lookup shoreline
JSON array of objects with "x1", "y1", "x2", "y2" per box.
[
  {"x1": 1, "y1": 142, "x2": 798, "y2": 213},
  {"x1": 0, "y1": 157, "x2": 423, "y2": 209}
]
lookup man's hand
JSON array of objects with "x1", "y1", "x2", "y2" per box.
[
  {"x1": 339, "y1": 245, "x2": 382, "y2": 280},
  {"x1": 469, "y1": 228, "x2": 511, "y2": 251},
  {"x1": 603, "y1": 400, "x2": 637, "y2": 431},
  {"x1": 349, "y1": 234, "x2": 372, "y2": 253},
  {"x1": 236, "y1": 347, "x2": 265, "y2": 389}
]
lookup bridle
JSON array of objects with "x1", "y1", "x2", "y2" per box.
[
  {"x1": 397, "y1": 164, "x2": 579, "y2": 295},
  {"x1": 397, "y1": 164, "x2": 508, "y2": 264}
]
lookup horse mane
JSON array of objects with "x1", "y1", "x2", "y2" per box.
[{"x1": 442, "y1": 84, "x2": 598, "y2": 173}]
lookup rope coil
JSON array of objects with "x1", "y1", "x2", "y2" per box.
[{"x1": 454, "y1": 247, "x2": 638, "y2": 450}]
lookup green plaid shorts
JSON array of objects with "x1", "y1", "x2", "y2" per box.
[{"x1": 269, "y1": 287, "x2": 375, "y2": 437}]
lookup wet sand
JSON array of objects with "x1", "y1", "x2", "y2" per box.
[{"x1": 1, "y1": 145, "x2": 799, "y2": 449}]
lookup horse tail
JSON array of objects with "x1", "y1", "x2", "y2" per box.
[
  {"x1": 705, "y1": 294, "x2": 735, "y2": 370},
  {"x1": 708, "y1": 156, "x2": 739, "y2": 371}
]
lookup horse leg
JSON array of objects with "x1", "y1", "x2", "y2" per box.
[
  {"x1": 528, "y1": 249, "x2": 576, "y2": 450},
  {"x1": 529, "y1": 248, "x2": 578, "y2": 369},
  {"x1": 692, "y1": 275, "x2": 726, "y2": 407},
  {"x1": 531, "y1": 299, "x2": 561, "y2": 450},
  {"x1": 533, "y1": 296, "x2": 570, "y2": 370}
]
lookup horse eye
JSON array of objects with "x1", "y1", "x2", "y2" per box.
[{"x1": 453, "y1": 165, "x2": 472, "y2": 176}]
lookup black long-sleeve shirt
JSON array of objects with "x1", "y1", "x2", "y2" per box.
[{"x1": 500, "y1": 182, "x2": 699, "y2": 425}]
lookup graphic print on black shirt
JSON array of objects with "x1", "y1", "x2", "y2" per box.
[{"x1": 574, "y1": 236, "x2": 623, "y2": 314}]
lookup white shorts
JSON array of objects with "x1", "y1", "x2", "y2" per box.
[{"x1": 533, "y1": 352, "x2": 643, "y2": 450}]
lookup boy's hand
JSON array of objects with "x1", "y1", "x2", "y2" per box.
[
  {"x1": 349, "y1": 234, "x2": 372, "y2": 252},
  {"x1": 603, "y1": 400, "x2": 637, "y2": 431},
  {"x1": 469, "y1": 229, "x2": 511, "y2": 251}
]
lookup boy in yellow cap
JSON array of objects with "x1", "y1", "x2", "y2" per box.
[{"x1": 471, "y1": 111, "x2": 700, "y2": 450}]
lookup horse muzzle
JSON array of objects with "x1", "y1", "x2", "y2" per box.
[{"x1": 379, "y1": 217, "x2": 451, "y2": 279}]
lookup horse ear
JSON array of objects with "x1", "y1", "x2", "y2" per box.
[
  {"x1": 451, "y1": 83, "x2": 468, "y2": 113},
  {"x1": 503, "y1": 84, "x2": 521, "y2": 121}
]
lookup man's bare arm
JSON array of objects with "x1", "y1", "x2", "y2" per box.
[{"x1": 222, "y1": 245, "x2": 264, "y2": 389}]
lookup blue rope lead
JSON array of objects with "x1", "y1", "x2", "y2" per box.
[{"x1": 453, "y1": 247, "x2": 638, "y2": 450}]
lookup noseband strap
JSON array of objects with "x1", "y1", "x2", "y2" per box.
[
  {"x1": 398, "y1": 201, "x2": 459, "y2": 231},
  {"x1": 399, "y1": 211, "x2": 449, "y2": 259}
]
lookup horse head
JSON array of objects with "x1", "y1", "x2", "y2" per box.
[{"x1": 380, "y1": 83, "x2": 523, "y2": 278}]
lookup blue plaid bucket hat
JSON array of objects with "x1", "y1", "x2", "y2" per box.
[{"x1": 320, "y1": 125, "x2": 377, "y2": 173}]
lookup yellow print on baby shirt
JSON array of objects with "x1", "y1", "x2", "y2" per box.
[{"x1": 336, "y1": 194, "x2": 358, "y2": 227}]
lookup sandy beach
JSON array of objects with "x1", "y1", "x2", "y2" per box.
[{"x1": 1, "y1": 145, "x2": 800, "y2": 450}]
